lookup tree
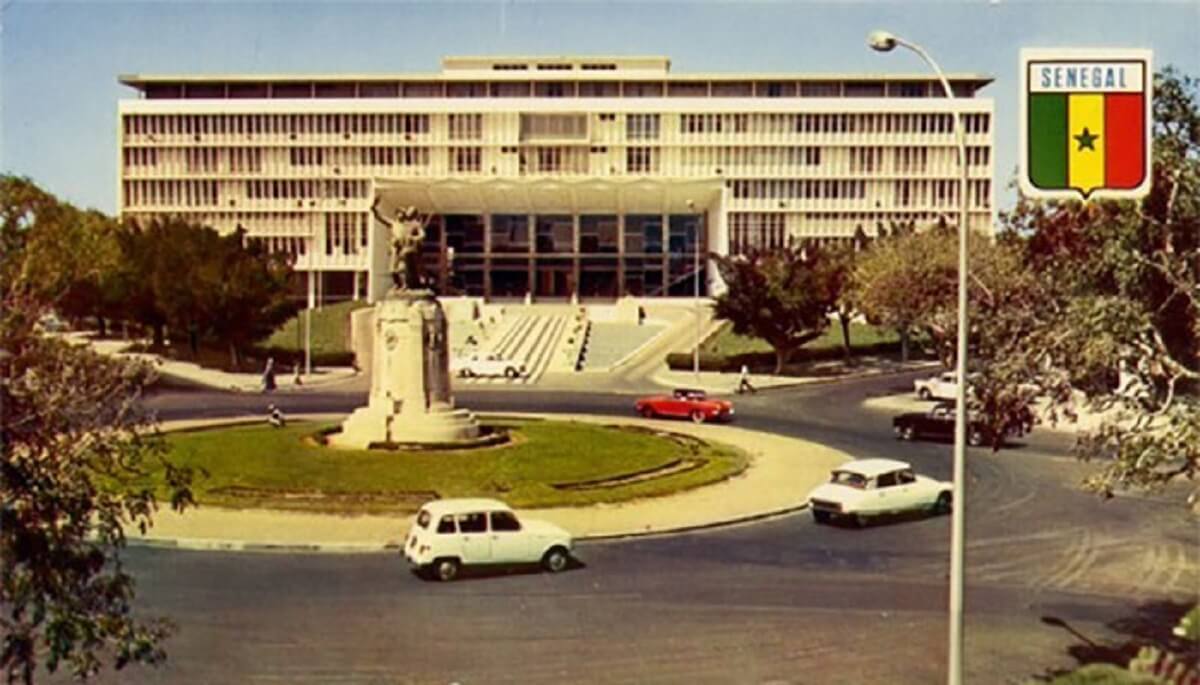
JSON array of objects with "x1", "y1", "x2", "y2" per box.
[
  {"x1": 997, "y1": 68, "x2": 1200, "y2": 506},
  {"x1": 1, "y1": 183, "x2": 193, "y2": 682},
  {"x1": 824, "y1": 226, "x2": 870, "y2": 362},
  {"x1": 200, "y1": 227, "x2": 296, "y2": 369},
  {"x1": 852, "y1": 220, "x2": 957, "y2": 362},
  {"x1": 712, "y1": 243, "x2": 837, "y2": 374}
]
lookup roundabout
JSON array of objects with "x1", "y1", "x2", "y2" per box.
[
  {"x1": 135, "y1": 412, "x2": 847, "y2": 549},
  {"x1": 117, "y1": 373, "x2": 1197, "y2": 684}
]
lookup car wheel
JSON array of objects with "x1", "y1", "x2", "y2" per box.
[
  {"x1": 934, "y1": 491, "x2": 952, "y2": 515},
  {"x1": 853, "y1": 514, "x2": 869, "y2": 528},
  {"x1": 460, "y1": 369, "x2": 474, "y2": 378},
  {"x1": 505, "y1": 367, "x2": 519, "y2": 379},
  {"x1": 968, "y1": 429, "x2": 984, "y2": 447},
  {"x1": 918, "y1": 388, "x2": 932, "y2": 400},
  {"x1": 434, "y1": 558, "x2": 460, "y2": 582},
  {"x1": 900, "y1": 426, "x2": 916, "y2": 441},
  {"x1": 542, "y1": 547, "x2": 570, "y2": 573},
  {"x1": 690, "y1": 410, "x2": 705, "y2": 424},
  {"x1": 639, "y1": 406, "x2": 655, "y2": 419},
  {"x1": 812, "y1": 510, "x2": 831, "y2": 525}
]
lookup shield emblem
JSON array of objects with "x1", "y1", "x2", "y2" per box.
[{"x1": 1020, "y1": 49, "x2": 1153, "y2": 201}]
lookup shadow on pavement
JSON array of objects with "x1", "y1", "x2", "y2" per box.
[
  {"x1": 1033, "y1": 599, "x2": 1198, "y2": 681},
  {"x1": 410, "y1": 557, "x2": 588, "y2": 583}
]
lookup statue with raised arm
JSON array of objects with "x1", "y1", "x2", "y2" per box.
[{"x1": 373, "y1": 200, "x2": 429, "y2": 291}]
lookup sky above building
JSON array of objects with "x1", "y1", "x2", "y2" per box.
[{"x1": 2, "y1": 0, "x2": 1197, "y2": 216}]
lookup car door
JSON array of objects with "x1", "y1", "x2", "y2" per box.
[
  {"x1": 455, "y1": 512, "x2": 491, "y2": 563},
  {"x1": 488, "y1": 511, "x2": 527, "y2": 564},
  {"x1": 890, "y1": 469, "x2": 920, "y2": 510},
  {"x1": 872, "y1": 471, "x2": 901, "y2": 513}
]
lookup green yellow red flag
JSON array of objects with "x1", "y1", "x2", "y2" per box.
[{"x1": 1021, "y1": 50, "x2": 1153, "y2": 201}]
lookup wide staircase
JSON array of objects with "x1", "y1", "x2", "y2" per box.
[
  {"x1": 576, "y1": 321, "x2": 666, "y2": 370},
  {"x1": 455, "y1": 306, "x2": 576, "y2": 385}
]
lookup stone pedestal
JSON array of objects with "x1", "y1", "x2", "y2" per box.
[{"x1": 330, "y1": 289, "x2": 480, "y2": 449}]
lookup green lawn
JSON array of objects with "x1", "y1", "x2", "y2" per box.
[
  {"x1": 264, "y1": 300, "x2": 369, "y2": 356},
  {"x1": 159, "y1": 419, "x2": 747, "y2": 513},
  {"x1": 700, "y1": 321, "x2": 900, "y2": 357}
]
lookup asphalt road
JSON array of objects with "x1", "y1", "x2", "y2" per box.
[{"x1": 84, "y1": 374, "x2": 1197, "y2": 684}]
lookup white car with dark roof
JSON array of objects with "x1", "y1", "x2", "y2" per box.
[
  {"x1": 806, "y1": 458, "x2": 952, "y2": 527},
  {"x1": 404, "y1": 498, "x2": 574, "y2": 581}
]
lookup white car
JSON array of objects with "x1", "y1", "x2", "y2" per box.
[
  {"x1": 403, "y1": 498, "x2": 574, "y2": 581},
  {"x1": 451, "y1": 354, "x2": 526, "y2": 379},
  {"x1": 807, "y1": 458, "x2": 952, "y2": 527},
  {"x1": 914, "y1": 372, "x2": 959, "y2": 401}
]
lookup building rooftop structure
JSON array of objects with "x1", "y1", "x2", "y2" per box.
[{"x1": 119, "y1": 55, "x2": 993, "y2": 99}]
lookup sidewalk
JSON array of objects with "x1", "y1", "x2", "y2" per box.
[
  {"x1": 66, "y1": 332, "x2": 358, "y2": 393},
  {"x1": 129, "y1": 412, "x2": 851, "y2": 552},
  {"x1": 652, "y1": 358, "x2": 939, "y2": 395}
]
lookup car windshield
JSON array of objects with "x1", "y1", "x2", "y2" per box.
[
  {"x1": 674, "y1": 389, "x2": 706, "y2": 400},
  {"x1": 831, "y1": 471, "x2": 868, "y2": 489}
]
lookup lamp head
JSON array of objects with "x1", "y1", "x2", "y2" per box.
[{"x1": 868, "y1": 30, "x2": 898, "y2": 52}]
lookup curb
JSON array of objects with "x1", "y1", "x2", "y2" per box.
[
  {"x1": 652, "y1": 361, "x2": 939, "y2": 395},
  {"x1": 126, "y1": 503, "x2": 813, "y2": 554}
]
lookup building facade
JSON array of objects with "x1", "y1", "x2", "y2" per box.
[{"x1": 117, "y1": 55, "x2": 995, "y2": 302}]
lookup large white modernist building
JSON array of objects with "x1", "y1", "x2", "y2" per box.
[{"x1": 117, "y1": 56, "x2": 994, "y2": 302}]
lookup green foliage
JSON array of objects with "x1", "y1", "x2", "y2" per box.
[
  {"x1": 1, "y1": 181, "x2": 194, "y2": 681},
  {"x1": 711, "y1": 243, "x2": 841, "y2": 373},
  {"x1": 998, "y1": 68, "x2": 1200, "y2": 503},
  {"x1": 264, "y1": 299, "x2": 369, "y2": 357},
  {"x1": 114, "y1": 217, "x2": 298, "y2": 367}
]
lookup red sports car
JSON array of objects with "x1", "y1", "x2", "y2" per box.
[{"x1": 634, "y1": 388, "x2": 734, "y2": 423}]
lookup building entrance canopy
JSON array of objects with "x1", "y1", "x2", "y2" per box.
[{"x1": 373, "y1": 176, "x2": 723, "y2": 216}]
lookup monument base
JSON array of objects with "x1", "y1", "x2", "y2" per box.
[{"x1": 328, "y1": 399, "x2": 480, "y2": 450}]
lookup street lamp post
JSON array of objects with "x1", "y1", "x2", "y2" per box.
[
  {"x1": 686, "y1": 199, "x2": 701, "y2": 382},
  {"x1": 869, "y1": 30, "x2": 970, "y2": 685}
]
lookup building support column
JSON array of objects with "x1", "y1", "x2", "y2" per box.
[
  {"x1": 483, "y1": 213, "x2": 493, "y2": 300},
  {"x1": 617, "y1": 213, "x2": 626, "y2": 298},
  {"x1": 572, "y1": 214, "x2": 581, "y2": 301}
]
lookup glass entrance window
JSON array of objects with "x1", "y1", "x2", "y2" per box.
[
  {"x1": 624, "y1": 256, "x2": 665, "y2": 296},
  {"x1": 580, "y1": 215, "x2": 618, "y2": 254},
  {"x1": 580, "y1": 257, "x2": 618, "y2": 298},
  {"x1": 625, "y1": 215, "x2": 663, "y2": 254},
  {"x1": 445, "y1": 214, "x2": 485, "y2": 253},
  {"x1": 492, "y1": 214, "x2": 529, "y2": 253},
  {"x1": 535, "y1": 215, "x2": 573, "y2": 254},
  {"x1": 534, "y1": 257, "x2": 573, "y2": 298},
  {"x1": 490, "y1": 257, "x2": 530, "y2": 297}
]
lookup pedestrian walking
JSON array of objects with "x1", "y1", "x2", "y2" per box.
[
  {"x1": 261, "y1": 357, "x2": 277, "y2": 393},
  {"x1": 292, "y1": 361, "x2": 303, "y2": 386},
  {"x1": 737, "y1": 364, "x2": 757, "y2": 395}
]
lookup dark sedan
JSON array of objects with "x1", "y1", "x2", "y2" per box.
[{"x1": 892, "y1": 402, "x2": 1026, "y2": 447}]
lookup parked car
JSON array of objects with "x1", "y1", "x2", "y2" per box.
[
  {"x1": 404, "y1": 498, "x2": 574, "y2": 581},
  {"x1": 914, "y1": 372, "x2": 959, "y2": 401},
  {"x1": 892, "y1": 401, "x2": 1028, "y2": 446},
  {"x1": 807, "y1": 458, "x2": 952, "y2": 526},
  {"x1": 450, "y1": 354, "x2": 526, "y2": 379},
  {"x1": 634, "y1": 388, "x2": 734, "y2": 423}
]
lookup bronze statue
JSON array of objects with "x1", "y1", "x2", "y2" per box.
[{"x1": 373, "y1": 200, "x2": 430, "y2": 290}]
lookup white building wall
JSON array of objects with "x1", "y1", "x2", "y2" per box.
[{"x1": 117, "y1": 73, "x2": 995, "y2": 301}]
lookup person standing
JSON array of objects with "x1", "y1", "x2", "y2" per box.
[
  {"x1": 262, "y1": 357, "x2": 277, "y2": 393},
  {"x1": 737, "y1": 364, "x2": 756, "y2": 395}
]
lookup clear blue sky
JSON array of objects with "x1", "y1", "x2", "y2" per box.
[{"x1": 2, "y1": 0, "x2": 1197, "y2": 215}]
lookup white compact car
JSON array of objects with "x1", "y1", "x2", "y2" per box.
[
  {"x1": 403, "y1": 498, "x2": 574, "y2": 581},
  {"x1": 450, "y1": 354, "x2": 526, "y2": 379},
  {"x1": 807, "y1": 459, "x2": 952, "y2": 527},
  {"x1": 914, "y1": 372, "x2": 959, "y2": 401}
]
